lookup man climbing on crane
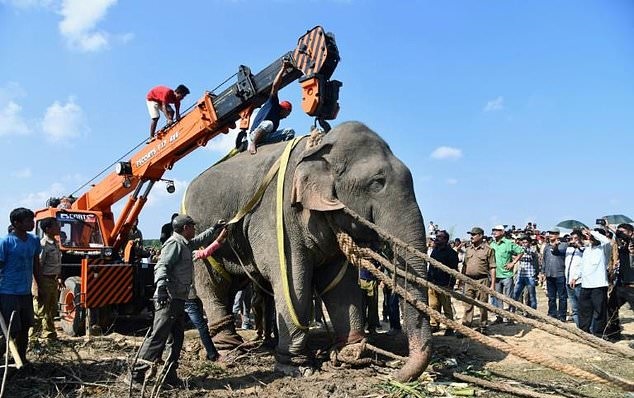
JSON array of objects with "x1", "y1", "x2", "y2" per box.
[
  {"x1": 247, "y1": 59, "x2": 294, "y2": 154},
  {"x1": 146, "y1": 84, "x2": 190, "y2": 139}
]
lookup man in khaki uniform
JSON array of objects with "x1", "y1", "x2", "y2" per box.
[
  {"x1": 460, "y1": 227, "x2": 496, "y2": 331},
  {"x1": 35, "y1": 217, "x2": 63, "y2": 340}
]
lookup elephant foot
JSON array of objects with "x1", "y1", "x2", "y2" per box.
[
  {"x1": 273, "y1": 362, "x2": 316, "y2": 377},
  {"x1": 336, "y1": 329, "x2": 365, "y2": 347},
  {"x1": 212, "y1": 330, "x2": 244, "y2": 350}
]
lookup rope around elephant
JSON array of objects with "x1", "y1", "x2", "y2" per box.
[
  {"x1": 341, "y1": 206, "x2": 634, "y2": 362},
  {"x1": 330, "y1": 217, "x2": 634, "y2": 392}
]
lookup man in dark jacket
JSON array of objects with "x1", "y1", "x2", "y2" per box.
[{"x1": 428, "y1": 230, "x2": 459, "y2": 335}]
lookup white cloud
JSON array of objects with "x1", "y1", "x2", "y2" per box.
[
  {"x1": 0, "y1": 101, "x2": 31, "y2": 136},
  {"x1": 0, "y1": 82, "x2": 31, "y2": 136},
  {"x1": 41, "y1": 97, "x2": 88, "y2": 143},
  {"x1": 0, "y1": 0, "x2": 53, "y2": 8},
  {"x1": 430, "y1": 146, "x2": 463, "y2": 160},
  {"x1": 484, "y1": 96, "x2": 504, "y2": 112},
  {"x1": 446, "y1": 178, "x2": 458, "y2": 185},
  {"x1": 205, "y1": 129, "x2": 239, "y2": 154},
  {"x1": 12, "y1": 168, "x2": 32, "y2": 178},
  {"x1": 58, "y1": 0, "x2": 119, "y2": 52}
]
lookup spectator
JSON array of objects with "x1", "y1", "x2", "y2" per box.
[
  {"x1": 33, "y1": 217, "x2": 63, "y2": 340},
  {"x1": 565, "y1": 230, "x2": 584, "y2": 326},
  {"x1": 184, "y1": 227, "x2": 228, "y2": 361},
  {"x1": 541, "y1": 228, "x2": 568, "y2": 321},
  {"x1": 512, "y1": 235, "x2": 539, "y2": 311},
  {"x1": 131, "y1": 215, "x2": 222, "y2": 388},
  {"x1": 428, "y1": 230, "x2": 459, "y2": 335},
  {"x1": 146, "y1": 84, "x2": 190, "y2": 138},
  {"x1": 428, "y1": 221, "x2": 438, "y2": 235},
  {"x1": 605, "y1": 223, "x2": 634, "y2": 339},
  {"x1": 359, "y1": 264, "x2": 380, "y2": 334},
  {"x1": 233, "y1": 285, "x2": 254, "y2": 330},
  {"x1": 0, "y1": 208, "x2": 42, "y2": 365},
  {"x1": 160, "y1": 213, "x2": 179, "y2": 245},
  {"x1": 574, "y1": 228, "x2": 611, "y2": 337},
  {"x1": 460, "y1": 227, "x2": 496, "y2": 333},
  {"x1": 489, "y1": 225, "x2": 524, "y2": 324}
]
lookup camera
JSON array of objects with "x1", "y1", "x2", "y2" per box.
[{"x1": 596, "y1": 219, "x2": 606, "y2": 226}]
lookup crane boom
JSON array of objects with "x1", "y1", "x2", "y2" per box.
[{"x1": 64, "y1": 26, "x2": 341, "y2": 249}]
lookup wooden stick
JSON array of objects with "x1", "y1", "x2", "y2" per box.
[{"x1": 0, "y1": 310, "x2": 23, "y2": 369}]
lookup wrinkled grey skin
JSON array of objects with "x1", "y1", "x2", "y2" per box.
[{"x1": 184, "y1": 121, "x2": 431, "y2": 381}]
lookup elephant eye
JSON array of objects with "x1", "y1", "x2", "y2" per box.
[{"x1": 369, "y1": 177, "x2": 386, "y2": 192}]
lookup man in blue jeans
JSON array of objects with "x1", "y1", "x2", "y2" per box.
[
  {"x1": 489, "y1": 225, "x2": 524, "y2": 324},
  {"x1": 563, "y1": 230, "x2": 584, "y2": 325},
  {"x1": 513, "y1": 236, "x2": 539, "y2": 310},
  {"x1": 541, "y1": 228, "x2": 568, "y2": 321}
]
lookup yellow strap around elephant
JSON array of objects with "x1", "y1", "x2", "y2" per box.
[
  {"x1": 202, "y1": 255, "x2": 232, "y2": 282},
  {"x1": 319, "y1": 261, "x2": 349, "y2": 296},
  {"x1": 276, "y1": 137, "x2": 308, "y2": 330}
]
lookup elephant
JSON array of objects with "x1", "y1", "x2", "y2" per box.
[{"x1": 183, "y1": 121, "x2": 431, "y2": 381}]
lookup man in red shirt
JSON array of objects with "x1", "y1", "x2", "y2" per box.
[{"x1": 146, "y1": 84, "x2": 190, "y2": 138}]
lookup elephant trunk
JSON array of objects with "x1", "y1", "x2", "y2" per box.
[{"x1": 376, "y1": 204, "x2": 432, "y2": 382}]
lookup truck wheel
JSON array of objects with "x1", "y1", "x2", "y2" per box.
[{"x1": 59, "y1": 276, "x2": 85, "y2": 336}]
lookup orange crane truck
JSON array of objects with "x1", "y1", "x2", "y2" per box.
[{"x1": 32, "y1": 26, "x2": 342, "y2": 336}]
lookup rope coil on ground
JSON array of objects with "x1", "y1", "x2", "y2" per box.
[
  {"x1": 333, "y1": 227, "x2": 634, "y2": 391},
  {"x1": 342, "y1": 207, "x2": 634, "y2": 361}
]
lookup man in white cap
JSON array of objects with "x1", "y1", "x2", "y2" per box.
[{"x1": 489, "y1": 225, "x2": 524, "y2": 324}]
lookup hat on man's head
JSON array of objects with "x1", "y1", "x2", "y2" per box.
[
  {"x1": 492, "y1": 224, "x2": 505, "y2": 231},
  {"x1": 548, "y1": 227, "x2": 560, "y2": 234},
  {"x1": 279, "y1": 101, "x2": 292, "y2": 112},
  {"x1": 172, "y1": 214, "x2": 196, "y2": 230},
  {"x1": 468, "y1": 227, "x2": 484, "y2": 235}
]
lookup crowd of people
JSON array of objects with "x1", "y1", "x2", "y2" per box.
[
  {"x1": 1, "y1": 204, "x2": 633, "y2": 388},
  {"x1": 426, "y1": 220, "x2": 634, "y2": 345}
]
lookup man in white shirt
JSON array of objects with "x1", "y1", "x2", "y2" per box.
[
  {"x1": 564, "y1": 230, "x2": 584, "y2": 326},
  {"x1": 574, "y1": 228, "x2": 611, "y2": 337}
]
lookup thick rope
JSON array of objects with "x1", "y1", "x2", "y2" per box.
[
  {"x1": 334, "y1": 230, "x2": 634, "y2": 391},
  {"x1": 451, "y1": 373, "x2": 562, "y2": 398},
  {"x1": 360, "y1": 247, "x2": 618, "y2": 354},
  {"x1": 342, "y1": 207, "x2": 634, "y2": 361}
]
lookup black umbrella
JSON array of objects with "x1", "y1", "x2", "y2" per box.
[
  {"x1": 556, "y1": 220, "x2": 588, "y2": 230},
  {"x1": 604, "y1": 214, "x2": 633, "y2": 224}
]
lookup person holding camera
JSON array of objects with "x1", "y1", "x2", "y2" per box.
[
  {"x1": 564, "y1": 230, "x2": 585, "y2": 326},
  {"x1": 573, "y1": 228, "x2": 612, "y2": 337},
  {"x1": 130, "y1": 215, "x2": 225, "y2": 388},
  {"x1": 604, "y1": 222, "x2": 634, "y2": 340},
  {"x1": 541, "y1": 228, "x2": 568, "y2": 321}
]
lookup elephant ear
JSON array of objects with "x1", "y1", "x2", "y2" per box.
[{"x1": 291, "y1": 142, "x2": 344, "y2": 211}]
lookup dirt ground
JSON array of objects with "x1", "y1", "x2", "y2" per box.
[{"x1": 3, "y1": 288, "x2": 634, "y2": 398}]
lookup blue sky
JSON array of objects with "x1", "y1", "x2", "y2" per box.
[{"x1": 1, "y1": 0, "x2": 633, "y2": 240}]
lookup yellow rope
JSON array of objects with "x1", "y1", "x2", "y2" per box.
[
  {"x1": 320, "y1": 261, "x2": 349, "y2": 295},
  {"x1": 276, "y1": 137, "x2": 308, "y2": 330}
]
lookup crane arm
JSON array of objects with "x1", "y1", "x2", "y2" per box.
[{"x1": 67, "y1": 26, "x2": 341, "y2": 248}]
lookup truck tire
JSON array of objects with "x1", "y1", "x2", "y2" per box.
[{"x1": 59, "y1": 276, "x2": 85, "y2": 336}]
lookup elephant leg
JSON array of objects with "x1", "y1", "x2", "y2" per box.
[
  {"x1": 193, "y1": 263, "x2": 243, "y2": 349},
  {"x1": 272, "y1": 261, "x2": 313, "y2": 365},
  {"x1": 319, "y1": 264, "x2": 365, "y2": 347}
]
